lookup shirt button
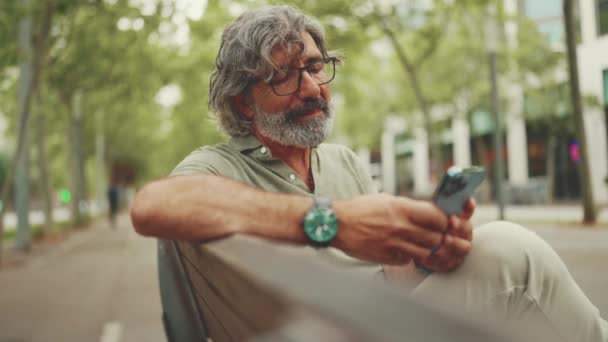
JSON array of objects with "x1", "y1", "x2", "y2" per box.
[
  {"x1": 260, "y1": 147, "x2": 267, "y2": 154},
  {"x1": 289, "y1": 174, "x2": 296, "y2": 181}
]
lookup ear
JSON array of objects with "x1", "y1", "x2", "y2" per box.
[{"x1": 233, "y1": 94, "x2": 254, "y2": 119}]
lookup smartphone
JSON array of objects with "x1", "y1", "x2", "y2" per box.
[{"x1": 432, "y1": 166, "x2": 486, "y2": 215}]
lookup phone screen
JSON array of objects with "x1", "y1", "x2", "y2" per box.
[{"x1": 433, "y1": 166, "x2": 486, "y2": 215}]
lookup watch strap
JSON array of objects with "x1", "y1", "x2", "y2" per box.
[{"x1": 314, "y1": 196, "x2": 332, "y2": 209}]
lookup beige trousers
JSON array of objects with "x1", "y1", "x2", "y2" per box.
[{"x1": 387, "y1": 221, "x2": 608, "y2": 342}]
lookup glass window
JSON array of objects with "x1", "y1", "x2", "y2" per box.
[
  {"x1": 599, "y1": 0, "x2": 608, "y2": 36},
  {"x1": 525, "y1": 0, "x2": 561, "y2": 19},
  {"x1": 523, "y1": 0, "x2": 570, "y2": 45},
  {"x1": 538, "y1": 20, "x2": 564, "y2": 44}
]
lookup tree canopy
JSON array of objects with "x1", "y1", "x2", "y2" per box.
[{"x1": 0, "y1": 0, "x2": 563, "y2": 194}]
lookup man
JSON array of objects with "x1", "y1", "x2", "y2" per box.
[
  {"x1": 107, "y1": 182, "x2": 119, "y2": 227},
  {"x1": 130, "y1": 5, "x2": 607, "y2": 341}
]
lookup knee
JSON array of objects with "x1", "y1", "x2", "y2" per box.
[
  {"x1": 474, "y1": 220, "x2": 543, "y2": 252},
  {"x1": 466, "y1": 221, "x2": 565, "y2": 283},
  {"x1": 474, "y1": 221, "x2": 553, "y2": 257}
]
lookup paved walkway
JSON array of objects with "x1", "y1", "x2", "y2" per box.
[
  {"x1": 0, "y1": 214, "x2": 164, "y2": 342},
  {"x1": 473, "y1": 203, "x2": 608, "y2": 226}
]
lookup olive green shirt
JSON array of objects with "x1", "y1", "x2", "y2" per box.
[{"x1": 171, "y1": 134, "x2": 381, "y2": 271}]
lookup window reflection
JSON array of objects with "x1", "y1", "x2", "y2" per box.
[
  {"x1": 522, "y1": 0, "x2": 566, "y2": 45},
  {"x1": 524, "y1": 0, "x2": 561, "y2": 19}
]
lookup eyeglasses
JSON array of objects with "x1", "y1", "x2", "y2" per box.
[{"x1": 268, "y1": 57, "x2": 338, "y2": 96}]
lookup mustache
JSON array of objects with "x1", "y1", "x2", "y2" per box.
[{"x1": 285, "y1": 97, "x2": 329, "y2": 122}]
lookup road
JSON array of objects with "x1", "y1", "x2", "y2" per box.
[
  {"x1": 0, "y1": 209, "x2": 606, "y2": 342},
  {"x1": 0, "y1": 215, "x2": 164, "y2": 342}
]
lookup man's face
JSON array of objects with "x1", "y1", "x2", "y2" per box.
[{"x1": 247, "y1": 33, "x2": 334, "y2": 147}]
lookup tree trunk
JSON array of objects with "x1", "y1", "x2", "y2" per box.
[
  {"x1": 13, "y1": 4, "x2": 35, "y2": 253},
  {"x1": 546, "y1": 134, "x2": 556, "y2": 203},
  {"x1": 473, "y1": 136, "x2": 492, "y2": 202},
  {"x1": 563, "y1": 0, "x2": 596, "y2": 223},
  {"x1": 0, "y1": 0, "x2": 56, "y2": 262},
  {"x1": 95, "y1": 110, "x2": 107, "y2": 216},
  {"x1": 70, "y1": 90, "x2": 87, "y2": 226},
  {"x1": 35, "y1": 93, "x2": 54, "y2": 234},
  {"x1": 557, "y1": 138, "x2": 570, "y2": 198}
]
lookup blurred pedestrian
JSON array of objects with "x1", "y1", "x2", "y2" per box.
[{"x1": 107, "y1": 184, "x2": 119, "y2": 227}]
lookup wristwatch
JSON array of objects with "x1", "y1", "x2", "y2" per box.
[{"x1": 302, "y1": 196, "x2": 339, "y2": 247}]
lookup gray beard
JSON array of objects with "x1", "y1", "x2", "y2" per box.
[{"x1": 253, "y1": 102, "x2": 334, "y2": 148}]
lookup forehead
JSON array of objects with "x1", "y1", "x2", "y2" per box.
[{"x1": 270, "y1": 32, "x2": 322, "y2": 68}]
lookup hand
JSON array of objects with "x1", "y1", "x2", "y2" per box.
[
  {"x1": 414, "y1": 199, "x2": 475, "y2": 272},
  {"x1": 332, "y1": 193, "x2": 449, "y2": 265},
  {"x1": 444, "y1": 198, "x2": 475, "y2": 241}
]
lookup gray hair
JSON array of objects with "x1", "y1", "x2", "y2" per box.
[{"x1": 209, "y1": 5, "x2": 330, "y2": 137}]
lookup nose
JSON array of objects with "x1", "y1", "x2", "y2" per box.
[{"x1": 297, "y1": 70, "x2": 321, "y2": 99}]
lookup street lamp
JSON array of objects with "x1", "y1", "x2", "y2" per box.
[{"x1": 486, "y1": 4, "x2": 505, "y2": 220}]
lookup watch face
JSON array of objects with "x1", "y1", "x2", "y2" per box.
[{"x1": 303, "y1": 208, "x2": 338, "y2": 244}]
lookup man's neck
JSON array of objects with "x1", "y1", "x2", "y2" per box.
[{"x1": 254, "y1": 133, "x2": 313, "y2": 189}]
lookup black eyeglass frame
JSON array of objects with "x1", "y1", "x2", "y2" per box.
[{"x1": 267, "y1": 56, "x2": 338, "y2": 96}]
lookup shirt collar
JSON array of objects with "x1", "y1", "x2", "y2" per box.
[
  {"x1": 228, "y1": 134, "x2": 319, "y2": 163},
  {"x1": 228, "y1": 134, "x2": 264, "y2": 153}
]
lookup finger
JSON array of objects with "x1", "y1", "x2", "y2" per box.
[
  {"x1": 424, "y1": 243, "x2": 449, "y2": 262},
  {"x1": 444, "y1": 235, "x2": 472, "y2": 257},
  {"x1": 447, "y1": 216, "x2": 473, "y2": 241},
  {"x1": 393, "y1": 239, "x2": 435, "y2": 261},
  {"x1": 398, "y1": 224, "x2": 445, "y2": 250},
  {"x1": 442, "y1": 256, "x2": 465, "y2": 272},
  {"x1": 427, "y1": 246, "x2": 466, "y2": 270},
  {"x1": 461, "y1": 198, "x2": 476, "y2": 220},
  {"x1": 448, "y1": 215, "x2": 461, "y2": 231},
  {"x1": 424, "y1": 258, "x2": 461, "y2": 273},
  {"x1": 398, "y1": 198, "x2": 448, "y2": 232},
  {"x1": 417, "y1": 249, "x2": 463, "y2": 273},
  {"x1": 460, "y1": 221, "x2": 473, "y2": 241}
]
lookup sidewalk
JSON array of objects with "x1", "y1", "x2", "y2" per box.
[
  {"x1": 0, "y1": 214, "x2": 164, "y2": 342},
  {"x1": 472, "y1": 203, "x2": 608, "y2": 227}
]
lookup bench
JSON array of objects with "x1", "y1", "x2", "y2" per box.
[{"x1": 157, "y1": 236, "x2": 514, "y2": 341}]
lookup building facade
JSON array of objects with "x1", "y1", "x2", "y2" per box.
[
  {"x1": 383, "y1": 0, "x2": 608, "y2": 205},
  {"x1": 503, "y1": 0, "x2": 608, "y2": 204},
  {"x1": 576, "y1": 0, "x2": 608, "y2": 203}
]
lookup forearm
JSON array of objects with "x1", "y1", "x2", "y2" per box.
[{"x1": 130, "y1": 174, "x2": 311, "y2": 243}]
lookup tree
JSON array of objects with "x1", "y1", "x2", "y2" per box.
[
  {"x1": 45, "y1": 0, "x2": 171, "y2": 223},
  {"x1": 348, "y1": 1, "x2": 495, "y2": 177},
  {"x1": 563, "y1": 0, "x2": 596, "y2": 223},
  {"x1": 0, "y1": 0, "x2": 185, "y2": 247},
  {"x1": 0, "y1": 0, "x2": 56, "y2": 257}
]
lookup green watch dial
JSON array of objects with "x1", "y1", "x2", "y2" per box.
[{"x1": 303, "y1": 205, "x2": 338, "y2": 244}]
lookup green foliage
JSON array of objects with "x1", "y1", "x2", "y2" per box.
[
  {"x1": 0, "y1": 0, "x2": 569, "y2": 192},
  {"x1": 515, "y1": 18, "x2": 562, "y2": 76},
  {"x1": 0, "y1": 1, "x2": 19, "y2": 70}
]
